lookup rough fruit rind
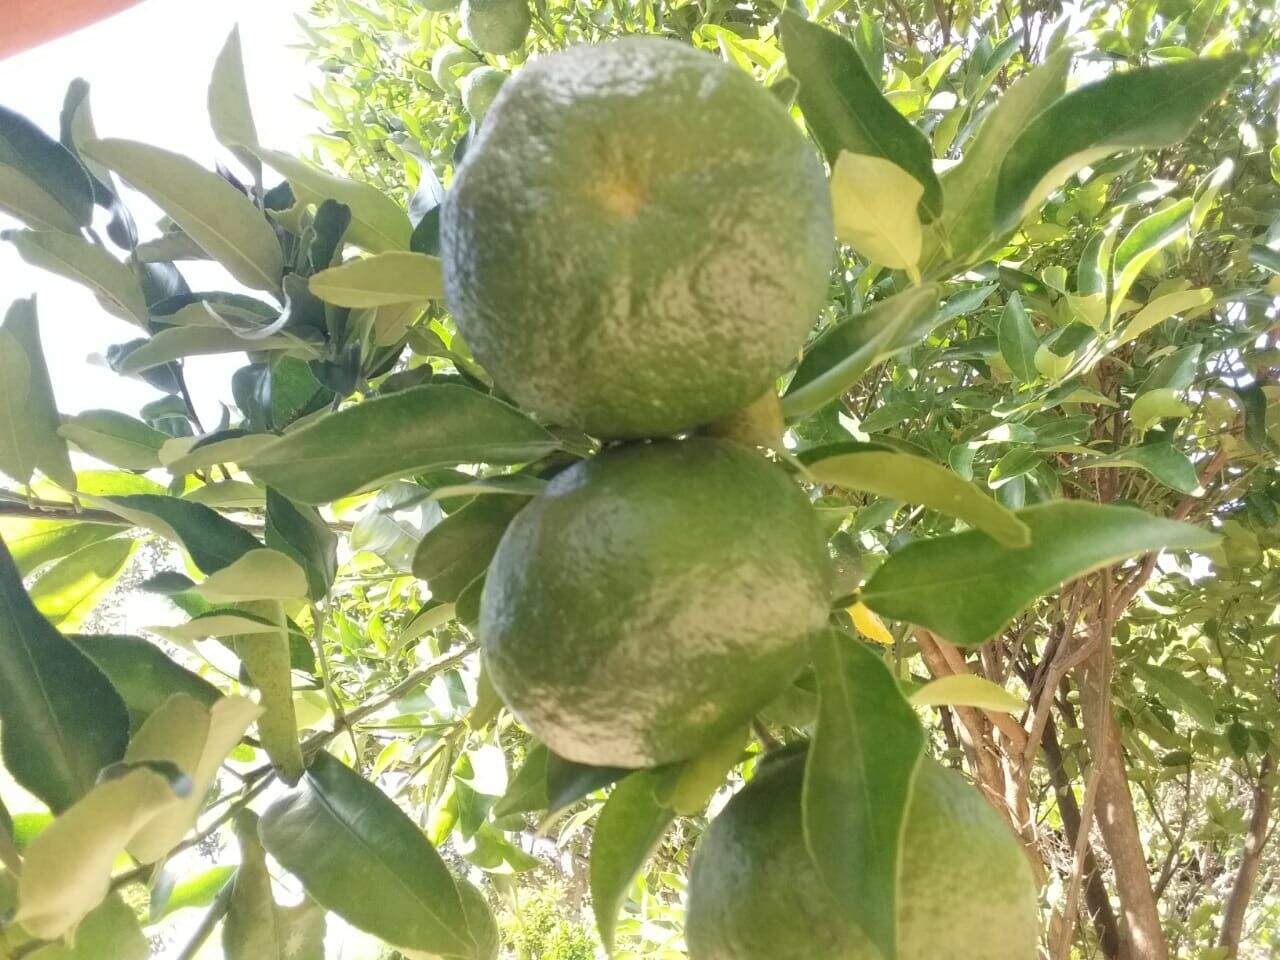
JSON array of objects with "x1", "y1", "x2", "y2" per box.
[
  {"x1": 461, "y1": 0, "x2": 532, "y2": 55},
  {"x1": 479, "y1": 439, "x2": 830, "y2": 768},
  {"x1": 443, "y1": 38, "x2": 833, "y2": 440},
  {"x1": 685, "y1": 752, "x2": 1040, "y2": 960}
]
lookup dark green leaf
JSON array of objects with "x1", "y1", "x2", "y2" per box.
[
  {"x1": 412, "y1": 495, "x2": 525, "y2": 601},
  {"x1": 590, "y1": 770, "x2": 676, "y2": 955},
  {"x1": 493, "y1": 743, "x2": 628, "y2": 819},
  {"x1": 781, "y1": 12, "x2": 941, "y2": 220},
  {"x1": 995, "y1": 54, "x2": 1245, "y2": 232},
  {"x1": 242, "y1": 384, "x2": 560, "y2": 504},
  {"x1": 997, "y1": 293, "x2": 1040, "y2": 383},
  {"x1": 1136, "y1": 662, "x2": 1217, "y2": 729},
  {"x1": 265, "y1": 490, "x2": 338, "y2": 602},
  {"x1": 0, "y1": 298, "x2": 75, "y2": 490},
  {"x1": 69, "y1": 633, "x2": 221, "y2": 731},
  {"x1": 804, "y1": 632, "x2": 924, "y2": 960},
  {"x1": 0, "y1": 537, "x2": 129, "y2": 812},
  {"x1": 862, "y1": 501, "x2": 1219, "y2": 646},
  {"x1": 95, "y1": 494, "x2": 261, "y2": 574},
  {"x1": 261, "y1": 751, "x2": 490, "y2": 959},
  {"x1": 0, "y1": 103, "x2": 93, "y2": 232}
]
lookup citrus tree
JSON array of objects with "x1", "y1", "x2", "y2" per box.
[{"x1": 0, "y1": 0, "x2": 1277, "y2": 958}]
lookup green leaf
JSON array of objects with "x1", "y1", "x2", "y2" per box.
[
  {"x1": 0, "y1": 517, "x2": 122, "y2": 576},
  {"x1": 1135, "y1": 662, "x2": 1217, "y2": 729},
  {"x1": 6, "y1": 230, "x2": 148, "y2": 327},
  {"x1": 308, "y1": 252, "x2": 443, "y2": 307},
  {"x1": 232, "y1": 600, "x2": 304, "y2": 785},
  {"x1": 251, "y1": 146, "x2": 411, "y2": 252},
  {"x1": 1110, "y1": 198, "x2": 1192, "y2": 309},
  {"x1": 0, "y1": 103, "x2": 93, "y2": 232},
  {"x1": 1111, "y1": 287, "x2": 1213, "y2": 348},
  {"x1": 997, "y1": 292, "x2": 1041, "y2": 383},
  {"x1": 0, "y1": 299, "x2": 75, "y2": 490},
  {"x1": 412, "y1": 495, "x2": 524, "y2": 602},
  {"x1": 81, "y1": 138, "x2": 284, "y2": 294},
  {"x1": 123, "y1": 694, "x2": 262, "y2": 863},
  {"x1": 0, "y1": 537, "x2": 129, "y2": 813},
  {"x1": 862, "y1": 501, "x2": 1219, "y2": 646},
  {"x1": 29, "y1": 537, "x2": 136, "y2": 631},
  {"x1": 927, "y1": 46, "x2": 1071, "y2": 271},
  {"x1": 225, "y1": 811, "x2": 326, "y2": 960},
  {"x1": 116, "y1": 325, "x2": 319, "y2": 375},
  {"x1": 804, "y1": 632, "x2": 924, "y2": 960},
  {"x1": 261, "y1": 751, "x2": 490, "y2": 959},
  {"x1": 801, "y1": 445, "x2": 1029, "y2": 546},
  {"x1": 1130, "y1": 387, "x2": 1192, "y2": 434},
  {"x1": 492, "y1": 744, "x2": 627, "y2": 819},
  {"x1": 14, "y1": 764, "x2": 186, "y2": 939},
  {"x1": 92, "y1": 493, "x2": 261, "y2": 574},
  {"x1": 781, "y1": 12, "x2": 941, "y2": 220},
  {"x1": 151, "y1": 865, "x2": 236, "y2": 921},
  {"x1": 19, "y1": 893, "x2": 149, "y2": 960},
  {"x1": 265, "y1": 490, "x2": 338, "y2": 602},
  {"x1": 190, "y1": 549, "x2": 310, "y2": 603},
  {"x1": 69, "y1": 633, "x2": 222, "y2": 730},
  {"x1": 829, "y1": 152, "x2": 924, "y2": 272},
  {"x1": 994, "y1": 54, "x2": 1245, "y2": 232},
  {"x1": 162, "y1": 433, "x2": 277, "y2": 477},
  {"x1": 241, "y1": 384, "x2": 560, "y2": 504},
  {"x1": 907, "y1": 674, "x2": 1024, "y2": 713},
  {"x1": 590, "y1": 770, "x2": 676, "y2": 956},
  {"x1": 209, "y1": 26, "x2": 262, "y2": 180},
  {"x1": 781, "y1": 285, "x2": 940, "y2": 421},
  {"x1": 58, "y1": 410, "x2": 168, "y2": 470},
  {"x1": 1081, "y1": 440, "x2": 1202, "y2": 495}
]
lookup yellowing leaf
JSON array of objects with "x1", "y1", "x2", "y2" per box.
[
  {"x1": 124, "y1": 694, "x2": 261, "y2": 863},
  {"x1": 191, "y1": 549, "x2": 310, "y2": 603},
  {"x1": 308, "y1": 252, "x2": 443, "y2": 308},
  {"x1": 1131, "y1": 387, "x2": 1191, "y2": 433},
  {"x1": 908, "y1": 674, "x2": 1024, "y2": 713},
  {"x1": 15, "y1": 767, "x2": 184, "y2": 939},
  {"x1": 830, "y1": 152, "x2": 924, "y2": 272},
  {"x1": 1112, "y1": 287, "x2": 1213, "y2": 347},
  {"x1": 849, "y1": 602, "x2": 894, "y2": 645}
]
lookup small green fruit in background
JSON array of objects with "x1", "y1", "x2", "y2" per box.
[
  {"x1": 461, "y1": 0, "x2": 532, "y2": 55},
  {"x1": 480, "y1": 439, "x2": 830, "y2": 768},
  {"x1": 460, "y1": 66, "x2": 507, "y2": 122},
  {"x1": 418, "y1": 0, "x2": 461, "y2": 10},
  {"x1": 686, "y1": 752, "x2": 1040, "y2": 960},
  {"x1": 431, "y1": 43, "x2": 479, "y2": 97}
]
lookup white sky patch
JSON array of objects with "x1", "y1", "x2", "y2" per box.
[{"x1": 0, "y1": 0, "x2": 317, "y2": 426}]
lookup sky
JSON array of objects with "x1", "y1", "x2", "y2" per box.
[{"x1": 0, "y1": 0, "x2": 318, "y2": 427}]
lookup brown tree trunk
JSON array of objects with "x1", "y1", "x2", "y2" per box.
[
  {"x1": 1218, "y1": 753, "x2": 1275, "y2": 956},
  {"x1": 1078, "y1": 651, "x2": 1169, "y2": 960},
  {"x1": 1042, "y1": 720, "x2": 1122, "y2": 959}
]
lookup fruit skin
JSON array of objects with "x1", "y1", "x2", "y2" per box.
[
  {"x1": 686, "y1": 752, "x2": 1040, "y2": 960},
  {"x1": 461, "y1": 0, "x2": 531, "y2": 55},
  {"x1": 479, "y1": 439, "x2": 830, "y2": 768},
  {"x1": 443, "y1": 38, "x2": 833, "y2": 440},
  {"x1": 461, "y1": 66, "x2": 508, "y2": 122},
  {"x1": 432, "y1": 43, "x2": 479, "y2": 97}
]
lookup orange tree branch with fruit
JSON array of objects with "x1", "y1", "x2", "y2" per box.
[{"x1": 1, "y1": 0, "x2": 1278, "y2": 958}]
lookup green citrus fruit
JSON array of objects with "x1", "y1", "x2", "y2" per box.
[
  {"x1": 443, "y1": 38, "x2": 833, "y2": 440},
  {"x1": 479, "y1": 439, "x2": 830, "y2": 768},
  {"x1": 460, "y1": 0, "x2": 531, "y2": 55},
  {"x1": 419, "y1": 0, "x2": 460, "y2": 10},
  {"x1": 461, "y1": 66, "x2": 508, "y2": 122},
  {"x1": 686, "y1": 752, "x2": 1040, "y2": 960},
  {"x1": 431, "y1": 43, "x2": 479, "y2": 97}
]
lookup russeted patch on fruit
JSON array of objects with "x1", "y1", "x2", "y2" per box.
[
  {"x1": 479, "y1": 439, "x2": 830, "y2": 768},
  {"x1": 442, "y1": 37, "x2": 834, "y2": 440},
  {"x1": 685, "y1": 751, "x2": 1040, "y2": 960}
]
